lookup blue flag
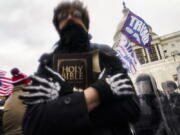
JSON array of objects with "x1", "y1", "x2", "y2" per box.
[{"x1": 121, "y1": 10, "x2": 152, "y2": 48}]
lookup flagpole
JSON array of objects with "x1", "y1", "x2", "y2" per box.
[
  {"x1": 122, "y1": 1, "x2": 126, "y2": 9},
  {"x1": 122, "y1": 1, "x2": 129, "y2": 14}
]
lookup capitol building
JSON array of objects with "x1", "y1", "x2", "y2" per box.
[{"x1": 114, "y1": 30, "x2": 180, "y2": 90}]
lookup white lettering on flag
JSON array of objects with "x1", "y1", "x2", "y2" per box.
[{"x1": 121, "y1": 10, "x2": 152, "y2": 47}]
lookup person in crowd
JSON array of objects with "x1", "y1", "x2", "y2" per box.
[
  {"x1": 2, "y1": 68, "x2": 31, "y2": 135},
  {"x1": 161, "y1": 80, "x2": 180, "y2": 135},
  {"x1": 134, "y1": 73, "x2": 163, "y2": 135},
  {"x1": 11, "y1": 68, "x2": 31, "y2": 86},
  {"x1": 19, "y1": 1, "x2": 140, "y2": 135},
  {"x1": 162, "y1": 81, "x2": 178, "y2": 99}
]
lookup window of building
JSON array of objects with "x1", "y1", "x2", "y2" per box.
[
  {"x1": 134, "y1": 48, "x2": 146, "y2": 64},
  {"x1": 149, "y1": 45, "x2": 158, "y2": 62}
]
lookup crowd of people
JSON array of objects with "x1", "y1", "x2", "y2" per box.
[
  {"x1": 0, "y1": 1, "x2": 180, "y2": 135},
  {"x1": 1, "y1": 69, "x2": 180, "y2": 135},
  {"x1": 133, "y1": 73, "x2": 180, "y2": 135}
]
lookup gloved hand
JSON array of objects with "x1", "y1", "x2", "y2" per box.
[
  {"x1": 19, "y1": 66, "x2": 73, "y2": 105},
  {"x1": 91, "y1": 68, "x2": 135, "y2": 102}
]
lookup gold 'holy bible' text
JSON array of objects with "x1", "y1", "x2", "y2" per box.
[{"x1": 61, "y1": 65, "x2": 84, "y2": 80}]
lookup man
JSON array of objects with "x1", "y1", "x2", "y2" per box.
[
  {"x1": 161, "y1": 81, "x2": 180, "y2": 135},
  {"x1": 162, "y1": 81, "x2": 178, "y2": 100},
  {"x1": 20, "y1": 1, "x2": 140, "y2": 135},
  {"x1": 134, "y1": 73, "x2": 163, "y2": 135},
  {"x1": 3, "y1": 68, "x2": 31, "y2": 135}
]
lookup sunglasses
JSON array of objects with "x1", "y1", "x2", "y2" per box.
[{"x1": 57, "y1": 10, "x2": 82, "y2": 21}]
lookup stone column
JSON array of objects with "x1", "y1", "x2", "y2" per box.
[
  {"x1": 145, "y1": 47, "x2": 151, "y2": 63},
  {"x1": 154, "y1": 44, "x2": 160, "y2": 60},
  {"x1": 177, "y1": 64, "x2": 180, "y2": 89}
]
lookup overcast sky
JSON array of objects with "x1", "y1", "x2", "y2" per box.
[{"x1": 0, "y1": 0, "x2": 180, "y2": 77}]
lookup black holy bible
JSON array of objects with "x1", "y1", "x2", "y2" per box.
[{"x1": 53, "y1": 51, "x2": 98, "y2": 89}]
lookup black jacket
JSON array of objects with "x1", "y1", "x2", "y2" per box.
[{"x1": 23, "y1": 43, "x2": 140, "y2": 135}]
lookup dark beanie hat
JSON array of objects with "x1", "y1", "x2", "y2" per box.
[
  {"x1": 11, "y1": 68, "x2": 20, "y2": 76},
  {"x1": 52, "y1": 1, "x2": 90, "y2": 32}
]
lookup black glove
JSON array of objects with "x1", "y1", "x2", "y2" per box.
[
  {"x1": 91, "y1": 68, "x2": 135, "y2": 102},
  {"x1": 19, "y1": 66, "x2": 73, "y2": 105}
]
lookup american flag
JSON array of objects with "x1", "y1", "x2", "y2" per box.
[
  {"x1": 0, "y1": 70, "x2": 6, "y2": 77},
  {"x1": 0, "y1": 70, "x2": 13, "y2": 97}
]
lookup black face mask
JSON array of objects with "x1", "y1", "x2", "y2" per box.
[{"x1": 56, "y1": 20, "x2": 90, "y2": 53}]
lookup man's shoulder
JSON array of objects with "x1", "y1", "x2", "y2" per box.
[
  {"x1": 90, "y1": 43, "x2": 116, "y2": 56},
  {"x1": 39, "y1": 53, "x2": 53, "y2": 63},
  {"x1": 38, "y1": 43, "x2": 59, "y2": 65}
]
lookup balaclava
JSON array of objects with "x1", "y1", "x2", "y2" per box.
[{"x1": 52, "y1": 1, "x2": 90, "y2": 53}]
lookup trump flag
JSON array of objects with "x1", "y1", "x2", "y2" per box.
[
  {"x1": 113, "y1": 7, "x2": 152, "y2": 74},
  {"x1": 121, "y1": 10, "x2": 152, "y2": 48}
]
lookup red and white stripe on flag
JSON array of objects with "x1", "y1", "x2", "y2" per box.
[
  {"x1": 114, "y1": 33, "x2": 140, "y2": 74},
  {"x1": 0, "y1": 70, "x2": 13, "y2": 97},
  {"x1": 0, "y1": 70, "x2": 6, "y2": 77}
]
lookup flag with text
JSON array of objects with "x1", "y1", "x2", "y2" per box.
[{"x1": 121, "y1": 10, "x2": 152, "y2": 48}]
